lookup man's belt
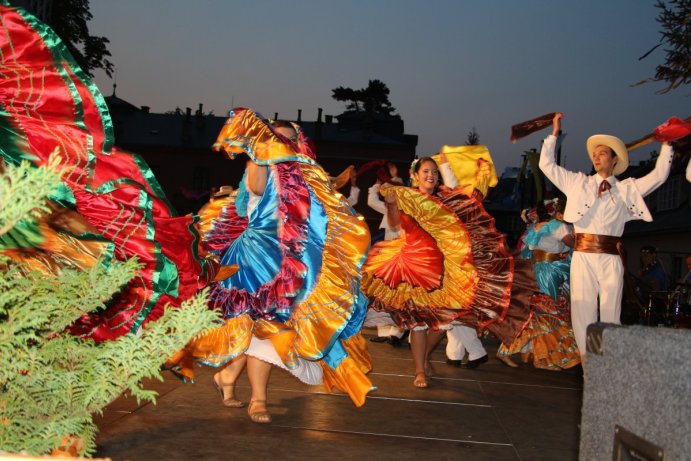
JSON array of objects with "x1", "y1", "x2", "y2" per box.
[
  {"x1": 574, "y1": 233, "x2": 621, "y2": 255},
  {"x1": 532, "y1": 249, "x2": 566, "y2": 262}
]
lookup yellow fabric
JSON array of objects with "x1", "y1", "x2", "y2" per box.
[
  {"x1": 252, "y1": 318, "x2": 298, "y2": 366},
  {"x1": 213, "y1": 109, "x2": 315, "y2": 164},
  {"x1": 196, "y1": 193, "x2": 239, "y2": 282},
  {"x1": 498, "y1": 311, "x2": 580, "y2": 371},
  {"x1": 320, "y1": 334, "x2": 375, "y2": 407},
  {"x1": 196, "y1": 193, "x2": 236, "y2": 238},
  {"x1": 433, "y1": 145, "x2": 499, "y2": 192},
  {"x1": 165, "y1": 315, "x2": 254, "y2": 381},
  {"x1": 362, "y1": 186, "x2": 478, "y2": 311},
  {"x1": 190, "y1": 161, "x2": 372, "y2": 372},
  {"x1": 283, "y1": 162, "x2": 371, "y2": 363},
  {"x1": 177, "y1": 109, "x2": 374, "y2": 405},
  {"x1": 330, "y1": 165, "x2": 355, "y2": 190},
  {"x1": 3, "y1": 206, "x2": 109, "y2": 276}
]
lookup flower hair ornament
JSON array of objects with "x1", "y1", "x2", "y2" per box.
[
  {"x1": 520, "y1": 207, "x2": 538, "y2": 224},
  {"x1": 409, "y1": 158, "x2": 421, "y2": 188}
]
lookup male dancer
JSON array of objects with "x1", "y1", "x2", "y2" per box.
[{"x1": 539, "y1": 113, "x2": 673, "y2": 362}]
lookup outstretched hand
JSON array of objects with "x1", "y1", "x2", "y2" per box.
[
  {"x1": 552, "y1": 112, "x2": 564, "y2": 137},
  {"x1": 349, "y1": 166, "x2": 357, "y2": 186}
]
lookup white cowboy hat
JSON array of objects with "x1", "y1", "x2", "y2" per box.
[
  {"x1": 213, "y1": 185, "x2": 234, "y2": 198},
  {"x1": 586, "y1": 134, "x2": 629, "y2": 176}
]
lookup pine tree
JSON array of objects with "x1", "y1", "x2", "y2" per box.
[{"x1": 0, "y1": 158, "x2": 218, "y2": 457}]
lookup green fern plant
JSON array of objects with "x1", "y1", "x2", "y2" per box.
[{"x1": 0, "y1": 159, "x2": 218, "y2": 457}]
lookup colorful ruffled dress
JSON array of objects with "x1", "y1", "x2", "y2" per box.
[
  {"x1": 361, "y1": 146, "x2": 531, "y2": 344},
  {"x1": 0, "y1": 5, "x2": 209, "y2": 341},
  {"x1": 497, "y1": 219, "x2": 581, "y2": 370},
  {"x1": 168, "y1": 109, "x2": 375, "y2": 407}
]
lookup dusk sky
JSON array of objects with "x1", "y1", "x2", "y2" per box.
[{"x1": 89, "y1": 0, "x2": 688, "y2": 175}]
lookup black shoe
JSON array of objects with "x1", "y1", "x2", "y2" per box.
[
  {"x1": 388, "y1": 336, "x2": 402, "y2": 347},
  {"x1": 462, "y1": 354, "x2": 488, "y2": 369},
  {"x1": 370, "y1": 336, "x2": 389, "y2": 343},
  {"x1": 446, "y1": 359, "x2": 462, "y2": 367}
]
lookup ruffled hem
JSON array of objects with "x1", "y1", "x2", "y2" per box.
[
  {"x1": 362, "y1": 186, "x2": 522, "y2": 343},
  {"x1": 320, "y1": 334, "x2": 376, "y2": 408},
  {"x1": 244, "y1": 336, "x2": 323, "y2": 385},
  {"x1": 177, "y1": 109, "x2": 374, "y2": 406},
  {"x1": 164, "y1": 315, "x2": 254, "y2": 381},
  {"x1": 498, "y1": 294, "x2": 580, "y2": 370}
]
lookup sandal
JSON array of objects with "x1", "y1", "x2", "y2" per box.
[
  {"x1": 213, "y1": 375, "x2": 245, "y2": 408},
  {"x1": 248, "y1": 400, "x2": 272, "y2": 424},
  {"x1": 413, "y1": 372, "x2": 428, "y2": 388}
]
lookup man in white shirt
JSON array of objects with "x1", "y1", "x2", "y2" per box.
[
  {"x1": 363, "y1": 164, "x2": 408, "y2": 345},
  {"x1": 539, "y1": 113, "x2": 673, "y2": 362}
]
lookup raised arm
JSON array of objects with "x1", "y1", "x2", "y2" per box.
[
  {"x1": 346, "y1": 166, "x2": 360, "y2": 206},
  {"x1": 634, "y1": 142, "x2": 674, "y2": 197},
  {"x1": 538, "y1": 113, "x2": 581, "y2": 194},
  {"x1": 382, "y1": 185, "x2": 401, "y2": 229},
  {"x1": 367, "y1": 182, "x2": 388, "y2": 215},
  {"x1": 438, "y1": 152, "x2": 458, "y2": 188}
]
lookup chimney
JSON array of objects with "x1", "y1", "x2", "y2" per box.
[
  {"x1": 185, "y1": 107, "x2": 192, "y2": 118},
  {"x1": 141, "y1": 106, "x2": 150, "y2": 113},
  {"x1": 325, "y1": 115, "x2": 333, "y2": 124},
  {"x1": 196, "y1": 103, "x2": 206, "y2": 128},
  {"x1": 297, "y1": 109, "x2": 302, "y2": 122},
  {"x1": 315, "y1": 108, "x2": 323, "y2": 140},
  {"x1": 274, "y1": 112, "x2": 279, "y2": 121}
]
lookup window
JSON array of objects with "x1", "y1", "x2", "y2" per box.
[{"x1": 656, "y1": 175, "x2": 681, "y2": 211}]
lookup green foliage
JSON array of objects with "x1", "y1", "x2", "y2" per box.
[
  {"x1": 332, "y1": 79, "x2": 398, "y2": 116},
  {"x1": 466, "y1": 127, "x2": 480, "y2": 145},
  {"x1": 0, "y1": 152, "x2": 61, "y2": 237},
  {"x1": 45, "y1": 0, "x2": 115, "y2": 77},
  {"x1": 636, "y1": 0, "x2": 690, "y2": 93},
  {"x1": 0, "y1": 160, "x2": 219, "y2": 456},
  {"x1": 652, "y1": 0, "x2": 690, "y2": 93}
]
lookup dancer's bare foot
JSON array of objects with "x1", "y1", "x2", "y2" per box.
[
  {"x1": 413, "y1": 372, "x2": 428, "y2": 388},
  {"x1": 496, "y1": 354, "x2": 518, "y2": 368}
]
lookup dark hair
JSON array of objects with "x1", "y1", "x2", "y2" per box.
[
  {"x1": 553, "y1": 196, "x2": 566, "y2": 215},
  {"x1": 412, "y1": 156, "x2": 438, "y2": 174},
  {"x1": 272, "y1": 119, "x2": 297, "y2": 133},
  {"x1": 536, "y1": 202, "x2": 551, "y2": 223},
  {"x1": 271, "y1": 119, "x2": 292, "y2": 128}
]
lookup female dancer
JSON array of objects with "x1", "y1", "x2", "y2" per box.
[
  {"x1": 497, "y1": 199, "x2": 580, "y2": 370},
  {"x1": 362, "y1": 151, "x2": 525, "y2": 387},
  {"x1": 168, "y1": 110, "x2": 374, "y2": 422}
]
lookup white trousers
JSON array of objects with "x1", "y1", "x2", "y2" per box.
[
  {"x1": 570, "y1": 252, "x2": 623, "y2": 356},
  {"x1": 363, "y1": 309, "x2": 404, "y2": 338},
  {"x1": 446, "y1": 324, "x2": 486, "y2": 361},
  {"x1": 377, "y1": 325, "x2": 405, "y2": 338}
]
